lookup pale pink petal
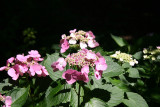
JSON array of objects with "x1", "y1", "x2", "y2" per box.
[
  {"x1": 86, "y1": 51, "x2": 97, "y2": 60},
  {"x1": 28, "y1": 50, "x2": 41, "y2": 58},
  {"x1": 16, "y1": 55, "x2": 27, "y2": 62},
  {"x1": 80, "y1": 41, "x2": 87, "y2": 49},
  {"x1": 5, "y1": 96, "x2": 12, "y2": 107},
  {"x1": 7, "y1": 57, "x2": 14, "y2": 64},
  {"x1": 69, "y1": 29, "x2": 76, "y2": 33},
  {"x1": 81, "y1": 65, "x2": 89, "y2": 74},
  {"x1": 0, "y1": 66, "x2": 7, "y2": 71},
  {"x1": 94, "y1": 71, "x2": 102, "y2": 80},
  {"x1": 8, "y1": 68, "x2": 19, "y2": 80}
]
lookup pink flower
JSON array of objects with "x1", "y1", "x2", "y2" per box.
[
  {"x1": 94, "y1": 70, "x2": 103, "y2": 80},
  {"x1": 28, "y1": 50, "x2": 41, "y2": 58},
  {"x1": 60, "y1": 39, "x2": 69, "y2": 53},
  {"x1": 3, "y1": 96, "x2": 12, "y2": 107},
  {"x1": 78, "y1": 72, "x2": 89, "y2": 83},
  {"x1": 0, "y1": 57, "x2": 15, "y2": 71},
  {"x1": 0, "y1": 66, "x2": 7, "y2": 71},
  {"x1": 85, "y1": 31, "x2": 95, "y2": 40},
  {"x1": 62, "y1": 69, "x2": 81, "y2": 84},
  {"x1": 16, "y1": 54, "x2": 27, "y2": 62},
  {"x1": 95, "y1": 57, "x2": 107, "y2": 71},
  {"x1": 80, "y1": 41, "x2": 87, "y2": 49},
  {"x1": 7, "y1": 57, "x2": 15, "y2": 65},
  {"x1": 157, "y1": 46, "x2": 160, "y2": 49},
  {"x1": 88, "y1": 40, "x2": 99, "y2": 48},
  {"x1": 86, "y1": 51, "x2": 97, "y2": 60},
  {"x1": 51, "y1": 58, "x2": 67, "y2": 72},
  {"x1": 81, "y1": 65, "x2": 90, "y2": 74},
  {"x1": 8, "y1": 68, "x2": 19, "y2": 80},
  {"x1": 29, "y1": 64, "x2": 42, "y2": 76},
  {"x1": 69, "y1": 29, "x2": 76, "y2": 33},
  {"x1": 41, "y1": 66, "x2": 49, "y2": 77}
]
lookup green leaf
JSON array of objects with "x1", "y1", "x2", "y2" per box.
[
  {"x1": 111, "y1": 34, "x2": 127, "y2": 47},
  {"x1": 0, "y1": 78, "x2": 12, "y2": 94},
  {"x1": 42, "y1": 53, "x2": 63, "y2": 81},
  {"x1": 103, "y1": 61, "x2": 124, "y2": 77},
  {"x1": 45, "y1": 81, "x2": 71, "y2": 106},
  {"x1": 85, "y1": 76, "x2": 112, "y2": 91},
  {"x1": 128, "y1": 68, "x2": 140, "y2": 78},
  {"x1": 107, "y1": 86, "x2": 124, "y2": 107},
  {"x1": 92, "y1": 47, "x2": 106, "y2": 56},
  {"x1": 10, "y1": 86, "x2": 29, "y2": 107},
  {"x1": 133, "y1": 51, "x2": 142, "y2": 60},
  {"x1": 84, "y1": 98, "x2": 107, "y2": 107},
  {"x1": 123, "y1": 92, "x2": 148, "y2": 107},
  {"x1": 122, "y1": 62, "x2": 131, "y2": 69}
]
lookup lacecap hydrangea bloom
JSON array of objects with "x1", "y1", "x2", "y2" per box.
[
  {"x1": 0, "y1": 50, "x2": 49, "y2": 80},
  {"x1": 60, "y1": 29, "x2": 99, "y2": 53},
  {"x1": 110, "y1": 51, "x2": 138, "y2": 66},
  {"x1": 52, "y1": 29, "x2": 107, "y2": 84},
  {"x1": 52, "y1": 49, "x2": 107, "y2": 84},
  {"x1": 143, "y1": 46, "x2": 160, "y2": 61}
]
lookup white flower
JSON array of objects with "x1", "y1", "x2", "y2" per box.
[
  {"x1": 80, "y1": 41, "x2": 87, "y2": 49},
  {"x1": 143, "y1": 55, "x2": 148, "y2": 59},
  {"x1": 152, "y1": 57, "x2": 156, "y2": 60},
  {"x1": 115, "y1": 51, "x2": 120, "y2": 54},
  {"x1": 61, "y1": 34, "x2": 66, "y2": 39},
  {"x1": 70, "y1": 33, "x2": 76, "y2": 38},
  {"x1": 69, "y1": 39, "x2": 77, "y2": 44},
  {"x1": 134, "y1": 59, "x2": 138, "y2": 64},
  {"x1": 129, "y1": 61, "x2": 135, "y2": 66},
  {"x1": 110, "y1": 54, "x2": 117, "y2": 58},
  {"x1": 120, "y1": 58, "x2": 123, "y2": 61}
]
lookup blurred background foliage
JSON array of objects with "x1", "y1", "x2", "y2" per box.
[{"x1": 0, "y1": 0, "x2": 160, "y2": 64}]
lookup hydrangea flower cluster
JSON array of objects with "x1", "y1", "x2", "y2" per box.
[
  {"x1": 110, "y1": 51, "x2": 138, "y2": 66},
  {"x1": 0, "y1": 93, "x2": 12, "y2": 107},
  {"x1": 52, "y1": 48, "x2": 107, "y2": 84},
  {"x1": 0, "y1": 50, "x2": 48, "y2": 80},
  {"x1": 60, "y1": 29, "x2": 99, "y2": 53},
  {"x1": 143, "y1": 46, "x2": 160, "y2": 61}
]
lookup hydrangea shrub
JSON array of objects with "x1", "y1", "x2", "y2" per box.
[{"x1": 0, "y1": 29, "x2": 151, "y2": 107}]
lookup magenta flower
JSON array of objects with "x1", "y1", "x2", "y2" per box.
[
  {"x1": 95, "y1": 57, "x2": 107, "y2": 71},
  {"x1": 51, "y1": 58, "x2": 67, "y2": 72},
  {"x1": 60, "y1": 39, "x2": 69, "y2": 53},
  {"x1": 62, "y1": 69, "x2": 81, "y2": 84},
  {"x1": 78, "y1": 72, "x2": 89, "y2": 83},
  {"x1": 94, "y1": 70, "x2": 103, "y2": 80}
]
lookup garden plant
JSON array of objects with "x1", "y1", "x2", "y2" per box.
[{"x1": 1, "y1": 29, "x2": 160, "y2": 107}]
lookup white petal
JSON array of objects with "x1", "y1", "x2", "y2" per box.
[
  {"x1": 69, "y1": 39, "x2": 77, "y2": 44},
  {"x1": 80, "y1": 42, "x2": 87, "y2": 49},
  {"x1": 70, "y1": 33, "x2": 76, "y2": 38}
]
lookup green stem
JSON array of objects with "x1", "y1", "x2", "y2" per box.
[{"x1": 78, "y1": 83, "x2": 81, "y2": 107}]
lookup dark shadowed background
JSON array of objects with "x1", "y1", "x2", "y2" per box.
[{"x1": 0, "y1": 0, "x2": 160, "y2": 66}]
